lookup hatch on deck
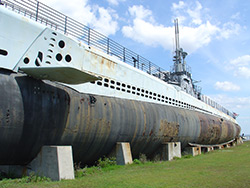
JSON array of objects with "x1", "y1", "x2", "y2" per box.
[{"x1": 20, "y1": 66, "x2": 101, "y2": 84}]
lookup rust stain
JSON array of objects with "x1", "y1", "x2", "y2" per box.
[{"x1": 159, "y1": 120, "x2": 179, "y2": 142}]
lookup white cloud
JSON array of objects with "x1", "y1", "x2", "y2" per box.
[
  {"x1": 171, "y1": 1, "x2": 203, "y2": 25},
  {"x1": 91, "y1": 7, "x2": 119, "y2": 35},
  {"x1": 186, "y1": 1, "x2": 202, "y2": 25},
  {"x1": 122, "y1": 2, "x2": 240, "y2": 54},
  {"x1": 230, "y1": 55, "x2": 250, "y2": 79},
  {"x1": 210, "y1": 95, "x2": 250, "y2": 110},
  {"x1": 231, "y1": 12, "x2": 240, "y2": 20},
  {"x1": 39, "y1": 0, "x2": 119, "y2": 36},
  {"x1": 230, "y1": 55, "x2": 250, "y2": 66},
  {"x1": 218, "y1": 22, "x2": 240, "y2": 39},
  {"x1": 107, "y1": 0, "x2": 125, "y2": 6},
  {"x1": 214, "y1": 81, "x2": 240, "y2": 91},
  {"x1": 128, "y1": 5, "x2": 155, "y2": 22},
  {"x1": 122, "y1": 19, "x2": 173, "y2": 49},
  {"x1": 235, "y1": 67, "x2": 250, "y2": 78},
  {"x1": 122, "y1": 5, "x2": 218, "y2": 53},
  {"x1": 172, "y1": 1, "x2": 186, "y2": 10}
]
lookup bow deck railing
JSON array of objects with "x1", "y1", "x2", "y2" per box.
[{"x1": 1, "y1": 0, "x2": 165, "y2": 76}]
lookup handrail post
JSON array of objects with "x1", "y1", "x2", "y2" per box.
[
  {"x1": 88, "y1": 28, "x2": 90, "y2": 45},
  {"x1": 123, "y1": 47, "x2": 125, "y2": 62},
  {"x1": 137, "y1": 55, "x2": 139, "y2": 69},
  {"x1": 149, "y1": 62, "x2": 151, "y2": 74},
  {"x1": 107, "y1": 38, "x2": 109, "y2": 54},
  {"x1": 64, "y1": 16, "x2": 67, "y2": 34},
  {"x1": 35, "y1": 1, "x2": 39, "y2": 21}
]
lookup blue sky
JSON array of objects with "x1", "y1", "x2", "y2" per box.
[{"x1": 40, "y1": 0, "x2": 250, "y2": 134}]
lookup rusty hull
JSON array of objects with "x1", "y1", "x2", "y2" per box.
[{"x1": 0, "y1": 69, "x2": 241, "y2": 165}]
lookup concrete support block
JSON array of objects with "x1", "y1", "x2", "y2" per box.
[
  {"x1": 160, "y1": 142, "x2": 181, "y2": 161},
  {"x1": 236, "y1": 137, "x2": 243, "y2": 145},
  {"x1": 223, "y1": 144, "x2": 230, "y2": 148},
  {"x1": 0, "y1": 146, "x2": 75, "y2": 181},
  {"x1": 202, "y1": 146, "x2": 213, "y2": 153},
  {"x1": 185, "y1": 147, "x2": 201, "y2": 156},
  {"x1": 116, "y1": 142, "x2": 133, "y2": 165},
  {"x1": 214, "y1": 145, "x2": 222, "y2": 150},
  {"x1": 28, "y1": 146, "x2": 75, "y2": 181}
]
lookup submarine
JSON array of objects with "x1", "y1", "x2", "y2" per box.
[{"x1": 0, "y1": 0, "x2": 240, "y2": 165}]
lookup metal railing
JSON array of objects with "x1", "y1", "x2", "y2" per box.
[
  {"x1": 1, "y1": 0, "x2": 236, "y2": 119},
  {"x1": 1, "y1": 0, "x2": 165, "y2": 76}
]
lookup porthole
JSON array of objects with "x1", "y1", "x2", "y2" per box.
[
  {"x1": 116, "y1": 87, "x2": 120, "y2": 90},
  {"x1": 65, "y1": 54, "x2": 72, "y2": 62},
  {"x1": 127, "y1": 85, "x2": 131, "y2": 89},
  {"x1": 122, "y1": 83, "x2": 126, "y2": 87},
  {"x1": 110, "y1": 85, "x2": 115, "y2": 89},
  {"x1": 90, "y1": 81, "x2": 95, "y2": 84},
  {"x1": 137, "y1": 93, "x2": 140, "y2": 96},
  {"x1": 97, "y1": 81, "x2": 102, "y2": 86},
  {"x1": 56, "y1": 53, "x2": 63, "y2": 61},
  {"x1": 111, "y1": 80, "x2": 115, "y2": 84},
  {"x1": 145, "y1": 90, "x2": 148, "y2": 94},
  {"x1": 132, "y1": 86, "x2": 136, "y2": 90},
  {"x1": 141, "y1": 89, "x2": 144, "y2": 93},
  {"x1": 23, "y1": 57, "x2": 30, "y2": 64},
  {"x1": 127, "y1": 90, "x2": 131, "y2": 93},
  {"x1": 153, "y1": 93, "x2": 156, "y2": 96},
  {"x1": 0, "y1": 49, "x2": 8, "y2": 56},
  {"x1": 149, "y1": 92, "x2": 152, "y2": 95},
  {"x1": 137, "y1": 88, "x2": 140, "y2": 91},
  {"x1": 104, "y1": 83, "x2": 109, "y2": 87},
  {"x1": 132, "y1": 91, "x2": 135, "y2": 94},
  {"x1": 58, "y1": 40, "x2": 65, "y2": 48},
  {"x1": 104, "y1": 78, "x2": 109, "y2": 83},
  {"x1": 116, "y1": 82, "x2": 121, "y2": 86}
]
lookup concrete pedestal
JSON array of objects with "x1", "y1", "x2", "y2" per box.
[
  {"x1": 116, "y1": 142, "x2": 133, "y2": 165},
  {"x1": 214, "y1": 145, "x2": 222, "y2": 150},
  {"x1": 236, "y1": 137, "x2": 243, "y2": 145},
  {"x1": 185, "y1": 146, "x2": 201, "y2": 156},
  {"x1": 202, "y1": 146, "x2": 214, "y2": 153},
  {"x1": 160, "y1": 142, "x2": 181, "y2": 161},
  {"x1": 0, "y1": 146, "x2": 75, "y2": 181},
  {"x1": 29, "y1": 146, "x2": 75, "y2": 181}
]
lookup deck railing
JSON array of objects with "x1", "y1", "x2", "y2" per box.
[
  {"x1": 1, "y1": 0, "x2": 165, "y2": 76},
  {"x1": 1, "y1": 0, "x2": 236, "y2": 119}
]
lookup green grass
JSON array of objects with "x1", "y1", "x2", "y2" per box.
[{"x1": 1, "y1": 141, "x2": 250, "y2": 188}]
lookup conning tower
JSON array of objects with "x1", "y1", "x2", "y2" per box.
[{"x1": 168, "y1": 19, "x2": 201, "y2": 99}]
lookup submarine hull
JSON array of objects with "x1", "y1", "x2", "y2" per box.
[{"x1": 0, "y1": 69, "x2": 241, "y2": 165}]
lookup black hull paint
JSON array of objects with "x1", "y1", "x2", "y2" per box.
[{"x1": 0, "y1": 69, "x2": 241, "y2": 165}]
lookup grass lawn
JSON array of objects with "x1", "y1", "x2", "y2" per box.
[{"x1": 0, "y1": 141, "x2": 250, "y2": 188}]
